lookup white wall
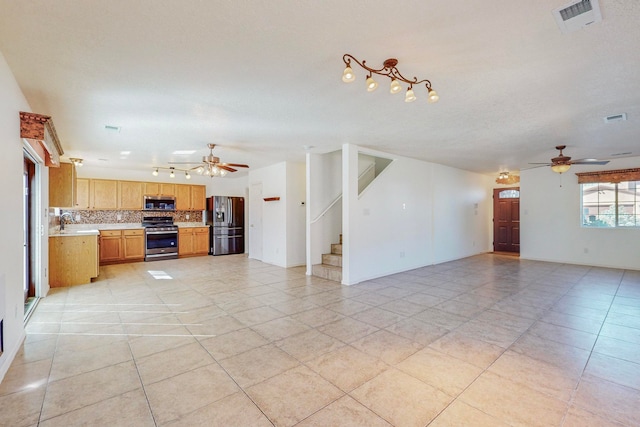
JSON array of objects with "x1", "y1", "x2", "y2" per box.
[
  {"x1": 521, "y1": 157, "x2": 640, "y2": 270},
  {"x1": 0, "y1": 51, "x2": 31, "y2": 380},
  {"x1": 249, "y1": 161, "x2": 305, "y2": 267},
  {"x1": 432, "y1": 164, "x2": 493, "y2": 263},
  {"x1": 343, "y1": 144, "x2": 492, "y2": 285},
  {"x1": 286, "y1": 162, "x2": 306, "y2": 267}
]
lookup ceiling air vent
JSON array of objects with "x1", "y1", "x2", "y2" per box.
[
  {"x1": 604, "y1": 113, "x2": 627, "y2": 123},
  {"x1": 553, "y1": 0, "x2": 602, "y2": 34}
]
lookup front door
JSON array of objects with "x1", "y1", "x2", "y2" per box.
[{"x1": 493, "y1": 187, "x2": 520, "y2": 253}]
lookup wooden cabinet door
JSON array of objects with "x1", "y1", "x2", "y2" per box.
[
  {"x1": 49, "y1": 162, "x2": 76, "y2": 207},
  {"x1": 123, "y1": 230, "x2": 145, "y2": 260},
  {"x1": 100, "y1": 231, "x2": 122, "y2": 262},
  {"x1": 119, "y1": 181, "x2": 143, "y2": 210},
  {"x1": 193, "y1": 227, "x2": 210, "y2": 254},
  {"x1": 144, "y1": 182, "x2": 160, "y2": 195},
  {"x1": 76, "y1": 178, "x2": 90, "y2": 209},
  {"x1": 175, "y1": 185, "x2": 191, "y2": 210},
  {"x1": 160, "y1": 183, "x2": 175, "y2": 197},
  {"x1": 92, "y1": 180, "x2": 118, "y2": 209},
  {"x1": 178, "y1": 229, "x2": 193, "y2": 255},
  {"x1": 191, "y1": 185, "x2": 206, "y2": 210}
]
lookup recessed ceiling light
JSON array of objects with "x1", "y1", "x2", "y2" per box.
[
  {"x1": 120, "y1": 151, "x2": 130, "y2": 155},
  {"x1": 105, "y1": 125, "x2": 121, "y2": 132},
  {"x1": 98, "y1": 158, "x2": 109, "y2": 161},
  {"x1": 172, "y1": 150, "x2": 196, "y2": 155}
]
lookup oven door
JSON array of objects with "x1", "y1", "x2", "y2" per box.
[{"x1": 145, "y1": 229, "x2": 178, "y2": 259}]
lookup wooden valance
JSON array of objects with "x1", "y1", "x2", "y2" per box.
[
  {"x1": 20, "y1": 111, "x2": 64, "y2": 167},
  {"x1": 576, "y1": 168, "x2": 640, "y2": 184}
]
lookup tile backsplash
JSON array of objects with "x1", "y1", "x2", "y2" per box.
[{"x1": 58, "y1": 209, "x2": 203, "y2": 225}]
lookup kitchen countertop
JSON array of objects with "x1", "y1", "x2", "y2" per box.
[{"x1": 50, "y1": 222, "x2": 208, "y2": 236}]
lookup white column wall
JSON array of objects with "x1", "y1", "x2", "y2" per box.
[{"x1": 0, "y1": 51, "x2": 31, "y2": 381}]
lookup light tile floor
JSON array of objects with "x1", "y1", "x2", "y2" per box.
[{"x1": 1, "y1": 254, "x2": 639, "y2": 426}]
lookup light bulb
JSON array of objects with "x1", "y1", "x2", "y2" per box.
[
  {"x1": 196, "y1": 166, "x2": 204, "y2": 174},
  {"x1": 169, "y1": 169, "x2": 175, "y2": 178},
  {"x1": 405, "y1": 88, "x2": 416, "y2": 103},
  {"x1": 185, "y1": 171, "x2": 191, "y2": 180},
  {"x1": 152, "y1": 168, "x2": 158, "y2": 176},
  {"x1": 342, "y1": 66, "x2": 355, "y2": 83},
  {"x1": 212, "y1": 166, "x2": 219, "y2": 176},
  {"x1": 428, "y1": 89, "x2": 439, "y2": 103},
  {"x1": 551, "y1": 164, "x2": 571, "y2": 174},
  {"x1": 220, "y1": 169, "x2": 227, "y2": 177},
  {"x1": 366, "y1": 76, "x2": 378, "y2": 92},
  {"x1": 390, "y1": 79, "x2": 402, "y2": 94}
]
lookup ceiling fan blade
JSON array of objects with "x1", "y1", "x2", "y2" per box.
[
  {"x1": 521, "y1": 164, "x2": 551, "y2": 170},
  {"x1": 218, "y1": 165, "x2": 237, "y2": 172},
  {"x1": 168, "y1": 161, "x2": 200, "y2": 165},
  {"x1": 527, "y1": 162, "x2": 552, "y2": 165},
  {"x1": 223, "y1": 163, "x2": 249, "y2": 168},
  {"x1": 571, "y1": 160, "x2": 610, "y2": 165}
]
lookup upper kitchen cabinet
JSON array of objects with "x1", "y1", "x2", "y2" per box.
[
  {"x1": 119, "y1": 181, "x2": 143, "y2": 210},
  {"x1": 144, "y1": 182, "x2": 175, "y2": 197},
  {"x1": 76, "y1": 178, "x2": 90, "y2": 209},
  {"x1": 49, "y1": 162, "x2": 76, "y2": 207},
  {"x1": 91, "y1": 179, "x2": 118, "y2": 209},
  {"x1": 191, "y1": 185, "x2": 206, "y2": 210},
  {"x1": 175, "y1": 184, "x2": 191, "y2": 210},
  {"x1": 176, "y1": 184, "x2": 206, "y2": 210}
]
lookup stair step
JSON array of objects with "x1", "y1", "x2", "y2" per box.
[
  {"x1": 331, "y1": 243, "x2": 342, "y2": 255},
  {"x1": 312, "y1": 264, "x2": 342, "y2": 283},
  {"x1": 322, "y1": 253, "x2": 342, "y2": 267}
]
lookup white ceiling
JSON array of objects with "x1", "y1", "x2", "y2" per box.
[{"x1": 1, "y1": 0, "x2": 639, "y2": 177}]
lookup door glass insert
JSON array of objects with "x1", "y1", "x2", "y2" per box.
[{"x1": 499, "y1": 189, "x2": 520, "y2": 199}]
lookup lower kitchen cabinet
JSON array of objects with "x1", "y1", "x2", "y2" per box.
[
  {"x1": 123, "y1": 229, "x2": 145, "y2": 260},
  {"x1": 49, "y1": 235, "x2": 99, "y2": 287},
  {"x1": 178, "y1": 226, "x2": 210, "y2": 257},
  {"x1": 100, "y1": 228, "x2": 145, "y2": 264}
]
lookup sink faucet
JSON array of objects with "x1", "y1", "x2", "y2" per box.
[{"x1": 60, "y1": 212, "x2": 74, "y2": 231}]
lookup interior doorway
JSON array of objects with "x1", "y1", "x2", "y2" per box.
[
  {"x1": 23, "y1": 153, "x2": 37, "y2": 314},
  {"x1": 493, "y1": 187, "x2": 520, "y2": 254}
]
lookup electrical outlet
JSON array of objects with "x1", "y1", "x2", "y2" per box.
[
  {"x1": 186, "y1": 214, "x2": 190, "y2": 220},
  {"x1": 116, "y1": 214, "x2": 122, "y2": 221},
  {"x1": 75, "y1": 214, "x2": 81, "y2": 221},
  {"x1": 400, "y1": 251, "x2": 405, "y2": 258}
]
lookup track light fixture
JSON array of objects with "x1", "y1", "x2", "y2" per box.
[
  {"x1": 151, "y1": 166, "x2": 192, "y2": 180},
  {"x1": 342, "y1": 54, "x2": 439, "y2": 103},
  {"x1": 69, "y1": 158, "x2": 83, "y2": 167}
]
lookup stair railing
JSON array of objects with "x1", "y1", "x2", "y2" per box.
[
  {"x1": 309, "y1": 162, "x2": 376, "y2": 224},
  {"x1": 310, "y1": 194, "x2": 342, "y2": 224}
]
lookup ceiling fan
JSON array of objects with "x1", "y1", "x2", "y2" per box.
[
  {"x1": 528, "y1": 145, "x2": 609, "y2": 173},
  {"x1": 170, "y1": 144, "x2": 249, "y2": 177}
]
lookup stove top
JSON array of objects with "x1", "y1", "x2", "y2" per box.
[{"x1": 142, "y1": 216, "x2": 177, "y2": 229}]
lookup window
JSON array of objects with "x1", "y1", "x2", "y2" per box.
[{"x1": 581, "y1": 180, "x2": 640, "y2": 227}]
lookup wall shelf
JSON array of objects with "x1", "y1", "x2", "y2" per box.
[{"x1": 263, "y1": 197, "x2": 280, "y2": 202}]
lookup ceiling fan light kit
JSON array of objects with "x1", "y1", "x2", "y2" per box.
[{"x1": 342, "y1": 54, "x2": 438, "y2": 103}]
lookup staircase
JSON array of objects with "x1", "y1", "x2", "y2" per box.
[{"x1": 312, "y1": 236, "x2": 342, "y2": 282}]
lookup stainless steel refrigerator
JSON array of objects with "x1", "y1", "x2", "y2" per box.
[{"x1": 206, "y1": 196, "x2": 245, "y2": 255}]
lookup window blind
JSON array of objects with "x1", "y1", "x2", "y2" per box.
[{"x1": 576, "y1": 168, "x2": 640, "y2": 184}]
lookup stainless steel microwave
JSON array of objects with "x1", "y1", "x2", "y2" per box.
[{"x1": 143, "y1": 195, "x2": 176, "y2": 211}]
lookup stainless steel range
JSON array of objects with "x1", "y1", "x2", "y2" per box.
[{"x1": 142, "y1": 216, "x2": 178, "y2": 261}]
